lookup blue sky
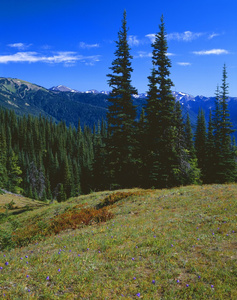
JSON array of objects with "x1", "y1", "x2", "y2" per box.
[{"x1": 0, "y1": 0, "x2": 236, "y2": 96}]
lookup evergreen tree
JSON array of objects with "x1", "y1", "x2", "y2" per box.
[
  {"x1": 106, "y1": 10, "x2": 138, "y2": 188},
  {"x1": 6, "y1": 149, "x2": 22, "y2": 193},
  {"x1": 184, "y1": 113, "x2": 196, "y2": 159},
  {"x1": 195, "y1": 109, "x2": 207, "y2": 181},
  {"x1": 213, "y1": 65, "x2": 236, "y2": 182},
  {"x1": 145, "y1": 16, "x2": 192, "y2": 188},
  {"x1": 205, "y1": 110, "x2": 216, "y2": 183},
  {"x1": 0, "y1": 127, "x2": 7, "y2": 187}
]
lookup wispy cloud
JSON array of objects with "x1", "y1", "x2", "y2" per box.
[
  {"x1": 208, "y1": 33, "x2": 220, "y2": 40},
  {"x1": 7, "y1": 43, "x2": 32, "y2": 50},
  {"x1": 134, "y1": 51, "x2": 175, "y2": 59},
  {"x1": 177, "y1": 62, "x2": 191, "y2": 66},
  {"x1": 134, "y1": 51, "x2": 152, "y2": 58},
  {"x1": 145, "y1": 33, "x2": 156, "y2": 43},
  {"x1": 167, "y1": 53, "x2": 176, "y2": 57},
  {"x1": 0, "y1": 51, "x2": 101, "y2": 66},
  {"x1": 193, "y1": 49, "x2": 229, "y2": 55},
  {"x1": 128, "y1": 35, "x2": 141, "y2": 46},
  {"x1": 167, "y1": 31, "x2": 204, "y2": 42},
  {"x1": 79, "y1": 42, "x2": 100, "y2": 49},
  {"x1": 146, "y1": 31, "x2": 203, "y2": 43}
]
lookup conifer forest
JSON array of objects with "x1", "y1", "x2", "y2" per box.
[{"x1": 0, "y1": 12, "x2": 236, "y2": 201}]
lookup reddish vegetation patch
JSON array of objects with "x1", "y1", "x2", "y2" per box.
[{"x1": 11, "y1": 206, "x2": 113, "y2": 247}]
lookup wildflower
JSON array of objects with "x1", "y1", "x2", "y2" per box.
[
  {"x1": 25, "y1": 255, "x2": 28, "y2": 258},
  {"x1": 5, "y1": 262, "x2": 9, "y2": 266},
  {"x1": 211, "y1": 285, "x2": 214, "y2": 288},
  {"x1": 133, "y1": 277, "x2": 136, "y2": 280},
  {"x1": 176, "y1": 279, "x2": 180, "y2": 283},
  {"x1": 136, "y1": 293, "x2": 141, "y2": 297},
  {"x1": 58, "y1": 268, "x2": 61, "y2": 272},
  {"x1": 132, "y1": 258, "x2": 135, "y2": 261},
  {"x1": 26, "y1": 275, "x2": 29, "y2": 278},
  {"x1": 171, "y1": 244, "x2": 174, "y2": 247},
  {"x1": 186, "y1": 284, "x2": 189, "y2": 287},
  {"x1": 46, "y1": 276, "x2": 50, "y2": 280},
  {"x1": 152, "y1": 280, "x2": 155, "y2": 284}
]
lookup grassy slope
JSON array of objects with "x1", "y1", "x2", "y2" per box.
[{"x1": 0, "y1": 184, "x2": 236, "y2": 299}]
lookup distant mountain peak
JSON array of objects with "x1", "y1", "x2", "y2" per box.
[{"x1": 49, "y1": 85, "x2": 80, "y2": 93}]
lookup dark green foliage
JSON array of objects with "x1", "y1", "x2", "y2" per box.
[
  {"x1": 195, "y1": 109, "x2": 207, "y2": 181},
  {"x1": 195, "y1": 65, "x2": 236, "y2": 183},
  {"x1": 184, "y1": 113, "x2": 196, "y2": 160},
  {"x1": 205, "y1": 110, "x2": 216, "y2": 183},
  {"x1": 144, "y1": 16, "x2": 198, "y2": 188},
  {"x1": 106, "y1": 10, "x2": 138, "y2": 188},
  {"x1": 212, "y1": 65, "x2": 236, "y2": 182},
  {"x1": 0, "y1": 107, "x2": 97, "y2": 200}
]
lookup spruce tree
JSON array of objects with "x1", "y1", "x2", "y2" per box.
[
  {"x1": 106, "y1": 10, "x2": 137, "y2": 188},
  {"x1": 184, "y1": 113, "x2": 196, "y2": 160},
  {"x1": 205, "y1": 110, "x2": 216, "y2": 183},
  {"x1": 145, "y1": 15, "x2": 190, "y2": 188},
  {"x1": 213, "y1": 65, "x2": 236, "y2": 182},
  {"x1": 195, "y1": 109, "x2": 207, "y2": 181}
]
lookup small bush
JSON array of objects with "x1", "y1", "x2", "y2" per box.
[
  {"x1": 0, "y1": 229, "x2": 15, "y2": 250},
  {"x1": 97, "y1": 190, "x2": 150, "y2": 209}
]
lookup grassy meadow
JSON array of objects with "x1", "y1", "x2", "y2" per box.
[{"x1": 0, "y1": 184, "x2": 236, "y2": 299}]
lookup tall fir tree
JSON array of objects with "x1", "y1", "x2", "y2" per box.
[
  {"x1": 106, "y1": 10, "x2": 138, "y2": 188},
  {"x1": 205, "y1": 110, "x2": 216, "y2": 183},
  {"x1": 145, "y1": 15, "x2": 194, "y2": 188},
  {"x1": 195, "y1": 109, "x2": 207, "y2": 181},
  {"x1": 213, "y1": 65, "x2": 236, "y2": 182},
  {"x1": 184, "y1": 113, "x2": 196, "y2": 160}
]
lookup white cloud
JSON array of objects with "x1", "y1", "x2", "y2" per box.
[
  {"x1": 146, "y1": 31, "x2": 203, "y2": 43},
  {"x1": 0, "y1": 51, "x2": 100, "y2": 66},
  {"x1": 166, "y1": 52, "x2": 176, "y2": 56},
  {"x1": 134, "y1": 51, "x2": 152, "y2": 58},
  {"x1": 193, "y1": 49, "x2": 229, "y2": 55},
  {"x1": 79, "y1": 42, "x2": 100, "y2": 49},
  {"x1": 7, "y1": 43, "x2": 32, "y2": 50},
  {"x1": 145, "y1": 33, "x2": 156, "y2": 43},
  {"x1": 177, "y1": 62, "x2": 191, "y2": 66},
  {"x1": 208, "y1": 33, "x2": 220, "y2": 39},
  {"x1": 167, "y1": 31, "x2": 203, "y2": 42},
  {"x1": 128, "y1": 35, "x2": 141, "y2": 46}
]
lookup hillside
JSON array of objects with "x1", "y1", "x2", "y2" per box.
[
  {"x1": 0, "y1": 184, "x2": 236, "y2": 299},
  {"x1": 1, "y1": 77, "x2": 237, "y2": 132},
  {"x1": 0, "y1": 77, "x2": 108, "y2": 128}
]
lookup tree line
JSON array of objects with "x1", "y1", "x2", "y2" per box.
[{"x1": 0, "y1": 12, "x2": 236, "y2": 199}]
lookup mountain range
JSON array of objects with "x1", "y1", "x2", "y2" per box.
[{"x1": 1, "y1": 77, "x2": 237, "y2": 133}]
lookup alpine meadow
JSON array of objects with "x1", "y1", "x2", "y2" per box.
[{"x1": 0, "y1": 10, "x2": 236, "y2": 300}]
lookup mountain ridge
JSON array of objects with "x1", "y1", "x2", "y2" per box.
[{"x1": 0, "y1": 77, "x2": 237, "y2": 134}]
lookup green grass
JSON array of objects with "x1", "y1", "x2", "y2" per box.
[{"x1": 0, "y1": 184, "x2": 236, "y2": 299}]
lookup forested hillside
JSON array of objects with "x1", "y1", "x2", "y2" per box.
[{"x1": 0, "y1": 108, "x2": 108, "y2": 199}]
